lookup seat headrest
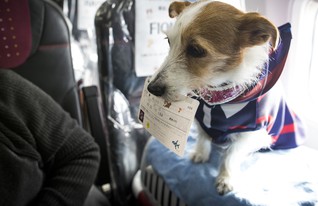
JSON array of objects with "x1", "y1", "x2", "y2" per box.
[{"x1": 0, "y1": 0, "x2": 32, "y2": 68}]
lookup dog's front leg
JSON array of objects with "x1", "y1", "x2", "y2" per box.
[
  {"x1": 216, "y1": 129, "x2": 272, "y2": 195},
  {"x1": 190, "y1": 120, "x2": 212, "y2": 163}
]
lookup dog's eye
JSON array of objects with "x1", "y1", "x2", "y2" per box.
[{"x1": 186, "y1": 44, "x2": 207, "y2": 58}]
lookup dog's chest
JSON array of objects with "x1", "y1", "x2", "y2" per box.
[
  {"x1": 193, "y1": 89, "x2": 305, "y2": 149},
  {"x1": 195, "y1": 99, "x2": 258, "y2": 143}
]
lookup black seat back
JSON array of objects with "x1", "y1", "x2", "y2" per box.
[
  {"x1": 95, "y1": 1, "x2": 150, "y2": 205},
  {"x1": 0, "y1": 0, "x2": 82, "y2": 125}
]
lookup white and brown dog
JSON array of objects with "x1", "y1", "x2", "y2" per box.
[{"x1": 147, "y1": 0, "x2": 304, "y2": 195}]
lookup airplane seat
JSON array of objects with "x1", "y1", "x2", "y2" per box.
[
  {"x1": 0, "y1": 0, "x2": 110, "y2": 205},
  {"x1": 0, "y1": 0, "x2": 82, "y2": 125},
  {"x1": 93, "y1": 0, "x2": 151, "y2": 205}
]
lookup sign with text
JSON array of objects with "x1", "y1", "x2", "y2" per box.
[
  {"x1": 77, "y1": 0, "x2": 105, "y2": 30},
  {"x1": 138, "y1": 78, "x2": 199, "y2": 156},
  {"x1": 135, "y1": 0, "x2": 175, "y2": 77}
]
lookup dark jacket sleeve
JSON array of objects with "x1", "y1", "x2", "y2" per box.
[{"x1": 0, "y1": 70, "x2": 100, "y2": 206}]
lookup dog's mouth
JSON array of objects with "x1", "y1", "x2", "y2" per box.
[{"x1": 191, "y1": 82, "x2": 246, "y2": 105}]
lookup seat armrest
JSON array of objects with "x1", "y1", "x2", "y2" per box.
[{"x1": 82, "y1": 86, "x2": 111, "y2": 186}]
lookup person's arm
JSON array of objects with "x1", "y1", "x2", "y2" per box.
[{"x1": 1, "y1": 70, "x2": 100, "y2": 205}]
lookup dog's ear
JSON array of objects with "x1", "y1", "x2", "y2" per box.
[
  {"x1": 169, "y1": 1, "x2": 192, "y2": 18},
  {"x1": 239, "y1": 12, "x2": 279, "y2": 50}
]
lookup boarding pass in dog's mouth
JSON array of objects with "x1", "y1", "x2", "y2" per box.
[{"x1": 138, "y1": 77, "x2": 199, "y2": 157}]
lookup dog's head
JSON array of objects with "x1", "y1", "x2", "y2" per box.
[{"x1": 147, "y1": 0, "x2": 279, "y2": 104}]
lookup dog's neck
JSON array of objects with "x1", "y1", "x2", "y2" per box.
[{"x1": 193, "y1": 84, "x2": 246, "y2": 105}]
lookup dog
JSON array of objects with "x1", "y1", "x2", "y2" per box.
[{"x1": 147, "y1": 0, "x2": 305, "y2": 195}]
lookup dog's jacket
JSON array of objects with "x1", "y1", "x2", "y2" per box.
[{"x1": 195, "y1": 23, "x2": 306, "y2": 150}]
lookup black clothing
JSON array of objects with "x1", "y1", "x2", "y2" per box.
[{"x1": 0, "y1": 69, "x2": 100, "y2": 206}]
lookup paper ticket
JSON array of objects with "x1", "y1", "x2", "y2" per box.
[{"x1": 138, "y1": 78, "x2": 199, "y2": 156}]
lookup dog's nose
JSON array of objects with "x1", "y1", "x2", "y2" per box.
[{"x1": 147, "y1": 82, "x2": 166, "y2": 97}]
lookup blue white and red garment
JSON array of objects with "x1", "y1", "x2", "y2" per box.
[{"x1": 194, "y1": 23, "x2": 306, "y2": 149}]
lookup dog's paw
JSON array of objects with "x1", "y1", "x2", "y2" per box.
[
  {"x1": 215, "y1": 175, "x2": 233, "y2": 195},
  {"x1": 189, "y1": 150, "x2": 210, "y2": 163}
]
